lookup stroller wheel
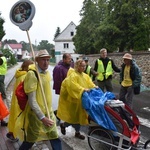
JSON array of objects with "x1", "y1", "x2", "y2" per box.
[
  {"x1": 88, "y1": 127, "x2": 115, "y2": 150},
  {"x1": 144, "y1": 140, "x2": 150, "y2": 149}
]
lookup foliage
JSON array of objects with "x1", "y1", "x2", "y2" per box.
[
  {"x1": 19, "y1": 41, "x2": 37, "y2": 51},
  {"x1": 73, "y1": 0, "x2": 150, "y2": 54},
  {"x1": 5, "y1": 39, "x2": 18, "y2": 44},
  {"x1": 54, "y1": 27, "x2": 61, "y2": 39},
  {"x1": 37, "y1": 40, "x2": 55, "y2": 57},
  {"x1": 0, "y1": 13, "x2": 5, "y2": 41},
  {"x1": 0, "y1": 48, "x2": 17, "y2": 67}
]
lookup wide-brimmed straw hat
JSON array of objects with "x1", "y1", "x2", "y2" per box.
[
  {"x1": 36, "y1": 49, "x2": 50, "y2": 58},
  {"x1": 123, "y1": 53, "x2": 132, "y2": 60}
]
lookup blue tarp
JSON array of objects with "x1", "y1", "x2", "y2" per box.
[{"x1": 82, "y1": 88, "x2": 117, "y2": 131}]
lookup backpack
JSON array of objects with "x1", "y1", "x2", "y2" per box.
[{"x1": 15, "y1": 70, "x2": 38, "y2": 111}]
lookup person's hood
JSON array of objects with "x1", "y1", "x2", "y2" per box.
[
  {"x1": 28, "y1": 64, "x2": 36, "y2": 71},
  {"x1": 15, "y1": 69, "x2": 27, "y2": 79}
]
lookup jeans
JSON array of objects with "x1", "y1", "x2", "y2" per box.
[{"x1": 19, "y1": 138, "x2": 62, "y2": 150}]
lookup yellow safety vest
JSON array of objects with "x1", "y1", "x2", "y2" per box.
[
  {"x1": 96, "y1": 59, "x2": 113, "y2": 81},
  {"x1": 86, "y1": 65, "x2": 93, "y2": 79},
  {"x1": 0, "y1": 56, "x2": 7, "y2": 75}
]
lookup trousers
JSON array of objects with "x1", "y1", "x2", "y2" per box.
[{"x1": 19, "y1": 138, "x2": 62, "y2": 150}]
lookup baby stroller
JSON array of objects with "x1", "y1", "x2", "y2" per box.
[{"x1": 82, "y1": 88, "x2": 150, "y2": 150}]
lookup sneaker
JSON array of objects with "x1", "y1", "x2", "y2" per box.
[
  {"x1": 6, "y1": 133, "x2": 19, "y2": 142},
  {"x1": 60, "y1": 123, "x2": 66, "y2": 135},
  {"x1": 1, "y1": 121, "x2": 8, "y2": 126},
  {"x1": 75, "y1": 132, "x2": 85, "y2": 140}
]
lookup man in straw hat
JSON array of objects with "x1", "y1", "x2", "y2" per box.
[
  {"x1": 17, "y1": 49, "x2": 62, "y2": 150},
  {"x1": 119, "y1": 53, "x2": 141, "y2": 108}
]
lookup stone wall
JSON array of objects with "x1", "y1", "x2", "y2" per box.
[{"x1": 84, "y1": 52, "x2": 150, "y2": 87}]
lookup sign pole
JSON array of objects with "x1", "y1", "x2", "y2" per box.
[{"x1": 10, "y1": 0, "x2": 50, "y2": 119}]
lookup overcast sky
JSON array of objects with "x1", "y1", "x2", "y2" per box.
[{"x1": 0, "y1": 0, "x2": 84, "y2": 45}]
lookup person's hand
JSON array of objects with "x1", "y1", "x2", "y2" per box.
[
  {"x1": 95, "y1": 86, "x2": 99, "y2": 88},
  {"x1": 41, "y1": 117, "x2": 54, "y2": 127},
  {"x1": 84, "y1": 89, "x2": 90, "y2": 92}
]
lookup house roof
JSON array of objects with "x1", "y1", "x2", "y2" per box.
[
  {"x1": 54, "y1": 21, "x2": 76, "y2": 41},
  {"x1": 9, "y1": 44, "x2": 22, "y2": 49}
]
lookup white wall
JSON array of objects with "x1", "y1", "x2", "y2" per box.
[{"x1": 55, "y1": 42, "x2": 75, "y2": 54}]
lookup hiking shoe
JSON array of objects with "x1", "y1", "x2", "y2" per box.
[
  {"x1": 6, "y1": 133, "x2": 19, "y2": 142},
  {"x1": 60, "y1": 123, "x2": 66, "y2": 135},
  {"x1": 1, "y1": 121, "x2": 8, "y2": 126},
  {"x1": 75, "y1": 132, "x2": 85, "y2": 140}
]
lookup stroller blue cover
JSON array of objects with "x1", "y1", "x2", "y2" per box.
[{"x1": 82, "y1": 88, "x2": 117, "y2": 131}]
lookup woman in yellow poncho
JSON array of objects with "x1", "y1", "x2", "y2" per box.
[
  {"x1": 57, "y1": 59, "x2": 98, "y2": 140},
  {"x1": 15, "y1": 50, "x2": 62, "y2": 150},
  {"x1": 7, "y1": 59, "x2": 33, "y2": 142}
]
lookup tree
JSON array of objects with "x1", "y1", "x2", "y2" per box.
[
  {"x1": 0, "y1": 13, "x2": 5, "y2": 41},
  {"x1": 73, "y1": 0, "x2": 150, "y2": 54},
  {"x1": 73, "y1": 0, "x2": 103, "y2": 54},
  {"x1": 5, "y1": 39, "x2": 18, "y2": 44},
  {"x1": 37, "y1": 40, "x2": 54, "y2": 57},
  {"x1": 106, "y1": 0, "x2": 150, "y2": 51},
  {"x1": 54, "y1": 27, "x2": 61, "y2": 39},
  {"x1": 20, "y1": 41, "x2": 32, "y2": 51},
  {"x1": 0, "y1": 48, "x2": 17, "y2": 66}
]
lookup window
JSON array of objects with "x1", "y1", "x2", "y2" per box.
[
  {"x1": 64, "y1": 43, "x2": 69, "y2": 49},
  {"x1": 70, "y1": 32, "x2": 74, "y2": 36}
]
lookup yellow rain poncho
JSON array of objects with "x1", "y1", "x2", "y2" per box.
[
  {"x1": 7, "y1": 68, "x2": 27, "y2": 133},
  {"x1": 57, "y1": 69, "x2": 96, "y2": 125},
  {"x1": 14, "y1": 64, "x2": 58, "y2": 142}
]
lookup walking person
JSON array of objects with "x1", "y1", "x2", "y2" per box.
[
  {"x1": 53, "y1": 53, "x2": 73, "y2": 121},
  {"x1": 57, "y1": 59, "x2": 98, "y2": 140},
  {"x1": 119, "y1": 53, "x2": 142, "y2": 108},
  {"x1": 83, "y1": 57, "x2": 98, "y2": 80},
  {"x1": 93, "y1": 48, "x2": 120, "y2": 92},
  {"x1": 53, "y1": 53, "x2": 72, "y2": 95},
  {"x1": 0, "y1": 50, "x2": 8, "y2": 126},
  {"x1": 15, "y1": 50, "x2": 62, "y2": 150},
  {"x1": 6, "y1": 59, "x2": 33, "y2": 142}
]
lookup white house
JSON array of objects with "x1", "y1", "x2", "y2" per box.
[
  {"x1": 54, "y1": 21, "x2": 81, "y2": 63},
  {"x1": 22, "y1": 50, "x2": 30, "y2": 59},
  {"x1": 3, "y1": 43, "x2": 23, "y2": 60}
]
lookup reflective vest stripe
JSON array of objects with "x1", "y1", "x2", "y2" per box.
[
  {"x1": 96, "y1": 59, "x2": 113, "y2": 81},
  {"x1": 0, "y1": 56, "x2": 7, "y2": 75},
  {"x1": 86, "y1": 65, "x2": 93, "y2": 79},
  {"x1": 86, "y1": 65, "x2": 91, "y2": 75}
]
